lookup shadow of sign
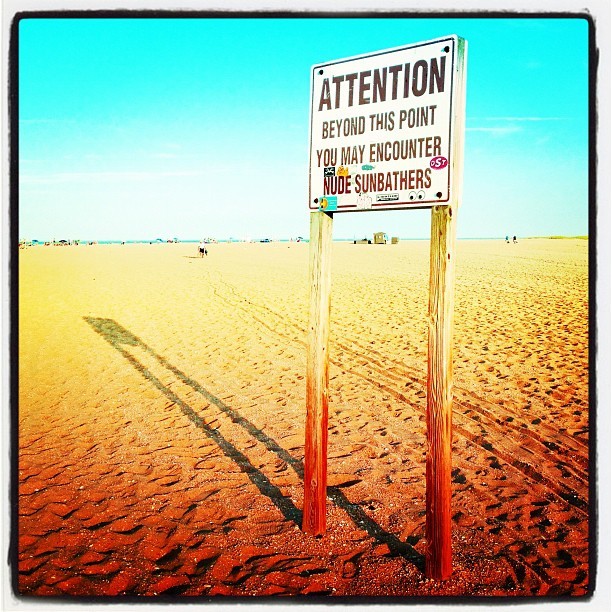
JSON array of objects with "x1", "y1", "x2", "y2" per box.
[{"x1": 84, "y1": 316, "x2": 424, "y2": 572}]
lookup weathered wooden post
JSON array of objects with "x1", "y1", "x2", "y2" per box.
[
  {"x1": 426, "y1": 204, "x2": 457, "y2": 579},
  {"x1": 303, "y1": 210, "x2": 334, "y2": 535},
  {"x1": 426, "y1": 36, "x2": 466, "y2": 579}
]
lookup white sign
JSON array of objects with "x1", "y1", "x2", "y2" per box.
[{"x1": 309, "y1": 36, "x2": 464, "y2": 213}]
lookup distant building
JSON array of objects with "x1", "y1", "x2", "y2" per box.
[{"x1": 373, "y1": 232, "x2": 388, "y2": 244}]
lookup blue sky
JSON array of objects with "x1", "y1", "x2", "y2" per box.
[{"x1": 18, "y1": 16, "x2": 590, "y2": 241}]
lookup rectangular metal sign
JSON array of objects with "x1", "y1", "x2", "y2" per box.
[{"x1": 309, "y1": 36, "x2": 464, "y2": 212}]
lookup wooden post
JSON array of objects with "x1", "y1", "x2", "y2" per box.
[
  {"x1": 425, "y1": 35, "x2": 466, "y2": 579},
  {"x1": 303, "y1": 210, "x2": 333, "y2": 536},
  {"x1": 426, "y1": 208, "x2": 457, "y2": 579}
]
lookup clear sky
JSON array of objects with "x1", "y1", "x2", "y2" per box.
[{"x1": 18, "y1": 15, "x2": 590, "y2": 241}]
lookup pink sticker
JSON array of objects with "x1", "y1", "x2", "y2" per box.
[{"x1": 430, "y1": 156, "x2": 448, "y2": 170}]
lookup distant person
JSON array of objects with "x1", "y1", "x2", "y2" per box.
[
  {"x1": 198, "y1": 240, "x2": 208, "y2": 257},
  {"x1": 505, "y1": 235, "x2": 509, "y2": 243},
  {"x1": 513, "y1": 235, "x2": 518, "y2": 244}
]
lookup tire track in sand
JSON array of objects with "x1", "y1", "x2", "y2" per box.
[{"x1": 208, "y1": 272, "x2": 588, "y2": 515}]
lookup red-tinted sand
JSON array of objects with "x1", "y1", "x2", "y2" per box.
[{"x1": 17, "y1": 239, "x2": 590, "y2": 597}]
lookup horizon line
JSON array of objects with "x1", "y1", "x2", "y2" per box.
[{"x1": 18, "y1": 235, "x2": 589, "y2": 244}]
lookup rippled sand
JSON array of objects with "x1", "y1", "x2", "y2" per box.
[{"x1": 17, "y1": 238, "x2": 590, "y2": 597}]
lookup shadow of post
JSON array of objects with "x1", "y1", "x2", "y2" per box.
[
  {"x1": 84, "y1": 316, "x2": 424, "y2": 572},
  {"x1": 84, "y1": 317, "x2": 301, "y2": 526}
]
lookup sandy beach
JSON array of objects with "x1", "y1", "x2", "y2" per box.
[{"x1": 16, "y1": 238, "x2": 590, "y2": 598}]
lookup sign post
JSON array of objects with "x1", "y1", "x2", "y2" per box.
[
  {"x1": 305, "y1": 36, "x2": 467, "y2": 577},
  {"x1": 426, "y1": 204, "x2": 457, "y2": 579},
  {"x1": 303, "y1": 209, "x2": 334, "y2": 536}
]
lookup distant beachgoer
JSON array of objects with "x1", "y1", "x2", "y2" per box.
[
  {"x1": 513, "y1": 235, "x2": 517, "y2": 244},
  {"x1": 198, "y1": 240, "x2": 207, "y2": 257},
  {"x1": 505, "y1": 235, "x2": 509, "y2": 243}
]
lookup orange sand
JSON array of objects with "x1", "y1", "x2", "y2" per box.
[{"x1": 17, "y1": 238, "x2": 590, "y2": 597}]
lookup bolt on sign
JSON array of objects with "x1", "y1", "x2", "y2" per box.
[{"x1": 309, "y1": 36, "x2": 463, "y2": 213}]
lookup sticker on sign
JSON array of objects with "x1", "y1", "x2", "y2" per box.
[{"x1": 309, "y1": 35, "x2": 466, "y2": 212}]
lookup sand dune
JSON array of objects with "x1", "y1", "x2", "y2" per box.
[{"x1": 17, "y1": 238, "x2": 590, "y2": 597}]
